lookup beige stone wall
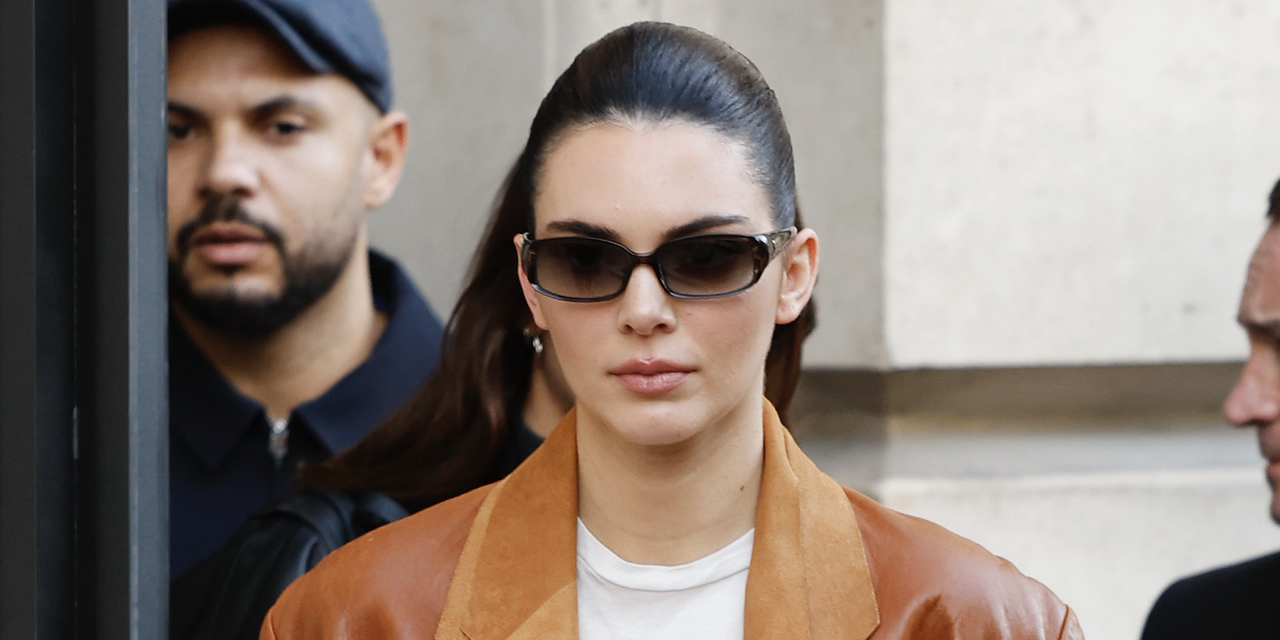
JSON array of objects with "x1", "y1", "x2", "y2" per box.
[
  {"x1": 365, "y1": 0, "x2": 544, "y2": 320},
  {"x1": 883, "y1": 0, "x2": 1280, "y2": 367}
]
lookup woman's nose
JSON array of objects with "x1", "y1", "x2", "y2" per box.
[{"x1": 615, "y1": 265, "x2": 676, "y2": 336}]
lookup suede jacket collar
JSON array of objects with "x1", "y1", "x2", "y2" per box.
[
  {"x1": 434, "y1": 402, "x2": 879, "y2": 640},
  {"x1": 262, "y1": 400, "x2": 1083, "y2": 640}
]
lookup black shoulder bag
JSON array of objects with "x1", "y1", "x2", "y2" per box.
[{"x1": 170, "y1": 490, "x2": 409, "y2": 640}]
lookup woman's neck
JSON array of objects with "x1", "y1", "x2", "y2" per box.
[
  {"x1": 523, "y1": 353, "x2": 575, "y2": 438},
  {"x1": 575, "y1": 398, "x2": 764, "y2": 565}
]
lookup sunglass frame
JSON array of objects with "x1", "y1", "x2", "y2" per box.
[{"x1": 520, "y1": 226, "x2": 797, "y2": 303}]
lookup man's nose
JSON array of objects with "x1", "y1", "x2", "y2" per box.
[
  {"x1": 615, "y1": 265, "x2": 676, "y2": 336},
  {"x1": 200, "y1": 130, "x2": 260, "y2": 199},
  {"x1": 1223, "y1": 367, "x2": 1280, "y2": 428}
]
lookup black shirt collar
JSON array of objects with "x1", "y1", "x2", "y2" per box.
[
  {"x1": 169, "y1": 324, "x2": 259, "y2": 471},
  {"x1": 169, "y1": 251, "x2": 443, "y2": 470}
]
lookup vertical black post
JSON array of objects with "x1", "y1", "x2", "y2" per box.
[
  {"x1": 1, "y1": 0, "x2": 81, "y2": 637},
  {"x1": 89, "y1": 0, "x2": 170, "y2": 637},
  {"x1": 0, "y1": 0, "x2": 168, "y2": 636}
]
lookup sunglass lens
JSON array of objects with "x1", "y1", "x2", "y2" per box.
[
  {"x1": 537, "y1": 239, "x2": 630, "y2": 300},
  {"x1": 660, "y1": 237, "x2": 759, "y2": 297}
]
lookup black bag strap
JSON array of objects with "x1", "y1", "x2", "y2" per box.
[
  {"x1": 352, "y1": 491, "x2": 411, "y2": 534},
  {"x1": 172, "y1": 490, "x2": 411, "y2": 640},
  {"x1": 268, "y1": 489, "x2": 409, "y2": 553},
  {"x1": 270, "y1": 490, "x2": 357, "y2": 553}
]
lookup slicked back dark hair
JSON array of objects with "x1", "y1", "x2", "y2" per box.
[
  {"x1": 301, "y1": 21, "x2": 815, "y2": 511},
  {"x1": 526, "y1": 21, "x2": 797, "y2": 230}
]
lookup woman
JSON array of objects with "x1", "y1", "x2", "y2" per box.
[{"x1": 263, "y1": 22, "x2": 1082, "y2": 639}]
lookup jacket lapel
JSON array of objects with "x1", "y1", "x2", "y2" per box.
[
  {"x1": 436, "y1": 409, "x2": 581, "y2": 640},
  {"x1": 745, "y1": 402, "x2": 880, "y2": 640},
  {"x1": 436, "y1": 402, "x2": 880, "y2": 640}
]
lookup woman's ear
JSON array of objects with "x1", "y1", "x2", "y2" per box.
[
  {"x1": 775, "y1": 228, "x2": 819, "y2": 324},
  {"x1": 515, "y1": 234, "x2": 550, "y2": 330},
  {"x1": 363, "y1": 110, "x2": 410, "y2": 209}
]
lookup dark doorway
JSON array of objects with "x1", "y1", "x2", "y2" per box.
[{"x1": 0, "y1": 0, "x2": 168, "y2": 637}]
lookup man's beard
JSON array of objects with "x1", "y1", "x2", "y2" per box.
[{"x1": 169, "y1": 195, "x2": 358, "y2": 337}]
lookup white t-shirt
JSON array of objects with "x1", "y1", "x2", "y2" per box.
[{"x1": 576, "y1": 518, "x2": 754, "y2": 640}]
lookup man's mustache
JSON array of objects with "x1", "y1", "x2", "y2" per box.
[{"x1": 175, "y1": 195, "x2": 287, "y2": 260}]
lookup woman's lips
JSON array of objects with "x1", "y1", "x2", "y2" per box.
[
  {"x1": 610, "y1": 359, "x2": 694, "y2": 395},
  {"x1": 614, "y1": 371, "x2": 689, "y2": 394}
]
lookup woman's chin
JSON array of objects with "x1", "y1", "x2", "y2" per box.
[
  {"x1": 583, "y1": 403, "x2": 705, "y2": 448},
  {"x1": 618, "y1": 424, "x2": 703, "y2": 449}
]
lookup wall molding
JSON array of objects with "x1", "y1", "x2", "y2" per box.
[{"x1": 792, "y1": 362, "x2": 1243, "y2": 436}]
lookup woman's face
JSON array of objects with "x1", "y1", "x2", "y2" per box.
[{"x1": 517, "y1": 121, "x2": 817, "y2": 447}]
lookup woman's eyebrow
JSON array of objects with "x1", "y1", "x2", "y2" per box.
[
  {"x1": 543, "y1": 220, "x2": 621, "y2": 242},
  {"x1": 662, "y1": 214, "x2": 750, "y2": 242},
  {"x1": 543, "y1": 213, "x2": 750, "y2": 242}
]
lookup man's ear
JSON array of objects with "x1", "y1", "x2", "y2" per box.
[
  {"x1": 363, "y1": 110, "x2": 410, "y2": 209},
  {"x1": 515, "y1": 234, "x2": 549, "y2": 329},
  {"x1": 775, "y1": 228, "x2": 819, "y2": 324}
]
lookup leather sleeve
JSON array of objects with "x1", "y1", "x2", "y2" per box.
[
  {"x1": 1060, "y1": 607, "x2": 1085, "y2": 640},
  {"x1": 846, "y1": 488, "x2": 1085, "y2": 640}
]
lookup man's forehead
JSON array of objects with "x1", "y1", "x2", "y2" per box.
[
  {"x1": 169, "y1": 24, "x2": 313, "y2": 82},
  {"x1": 1239, "y1": 222, "x2": 1280, "y2": 328},
  {"x1": 167, "y1": 24, "x2": 372, "y2": 116}
]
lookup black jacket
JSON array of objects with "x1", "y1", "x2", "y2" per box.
[{"x1": 1141, "y1": 549, "x2": 1280, "y2": 640}]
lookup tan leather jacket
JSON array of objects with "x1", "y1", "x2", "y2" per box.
[{"x1": 263, "y1": 403, "x2": 1084, "y2": 639}]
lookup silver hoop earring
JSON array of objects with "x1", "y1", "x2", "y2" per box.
[{"x1": 531, "y1": 334, "x2": 544, "y2": 355}]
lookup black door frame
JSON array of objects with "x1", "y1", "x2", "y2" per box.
[{"x1": 0, "y1": 0, "x2": 168, "y2": 637}]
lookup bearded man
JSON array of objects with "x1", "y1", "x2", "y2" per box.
[{"x1": 165, "y1": 0, "x2": 443, "y2": 580}]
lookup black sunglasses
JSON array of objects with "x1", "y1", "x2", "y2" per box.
[{"x1": 520, "y1": 227, "x2": 796, "y2": 302}]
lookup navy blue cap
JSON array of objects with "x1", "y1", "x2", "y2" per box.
[{"x1": 168, "y1": 0, "x2": 394, "y2": 113}]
